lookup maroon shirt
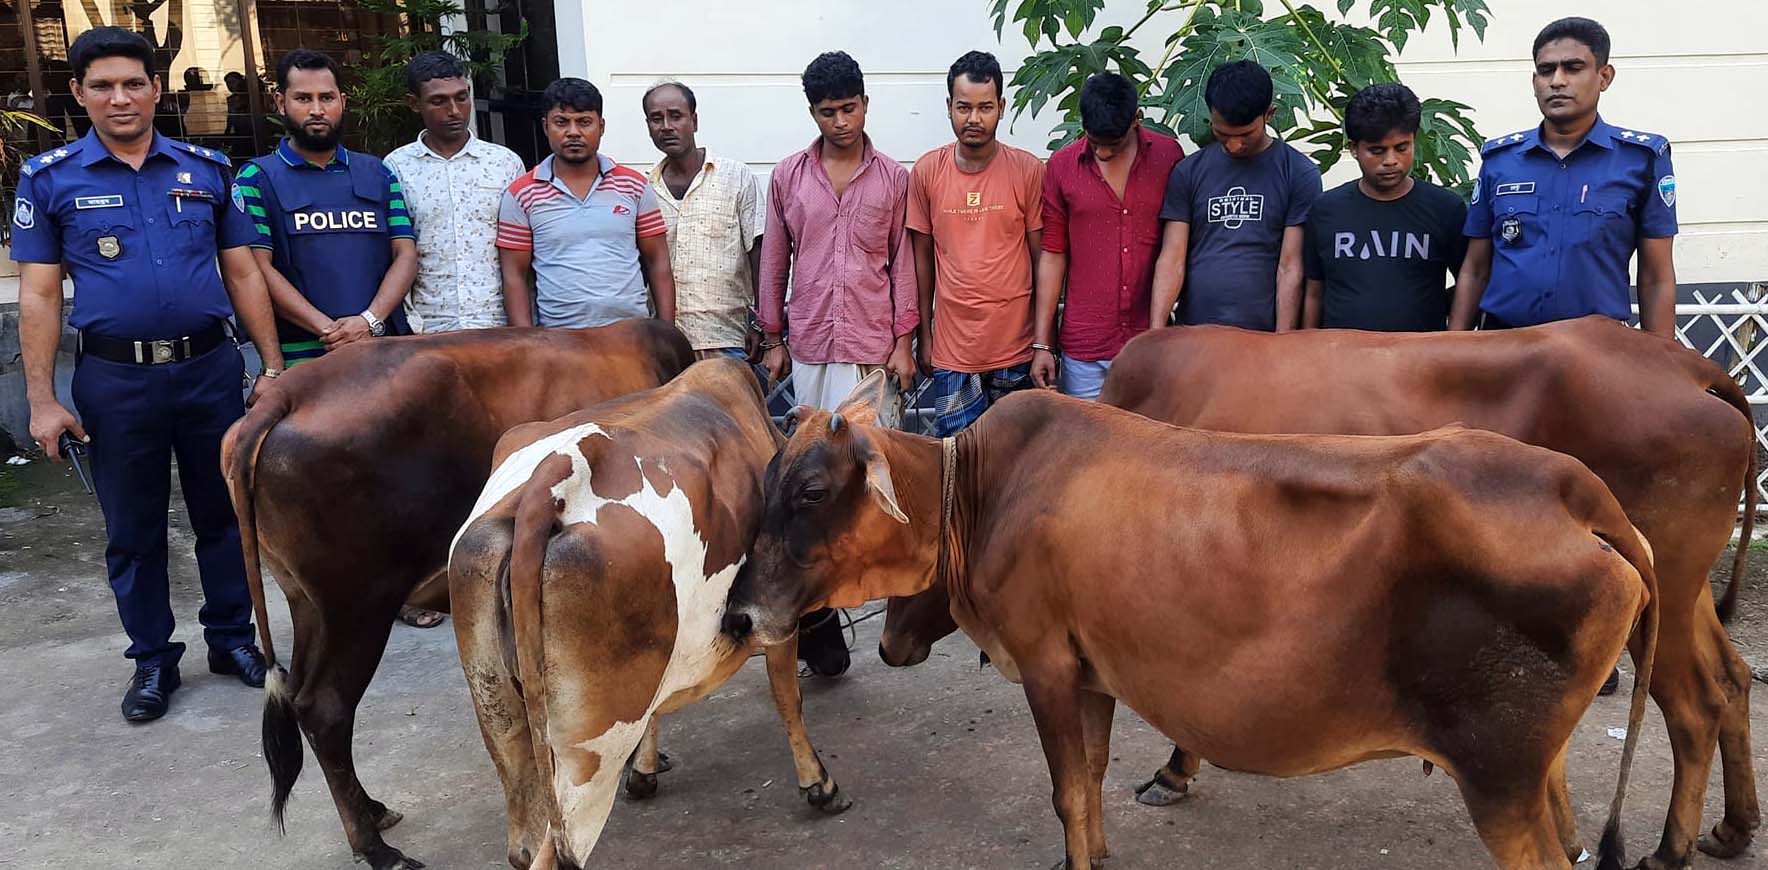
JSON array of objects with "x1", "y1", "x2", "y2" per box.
[{"x1": 1041, "y1": 127, "x2": 1185, "y2": 360}]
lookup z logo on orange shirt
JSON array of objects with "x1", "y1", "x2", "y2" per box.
[{"x1": 966, "y1": 191, "x2": 982, "y2": 207}]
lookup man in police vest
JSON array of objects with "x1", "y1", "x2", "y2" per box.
[
  {"x1": 14, "y1": 27, "x2": 285, "y2": 722},
  {"x1": 238, "y1": 48, "x2": 416, "y2": 366}
]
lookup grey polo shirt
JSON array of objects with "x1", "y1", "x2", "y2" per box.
[{"x1": 495, "y1": 153, "x2": 667, "y2": 327}]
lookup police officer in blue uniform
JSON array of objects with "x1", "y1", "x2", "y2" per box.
[
  {"x1": 239, "y1": 49, "x2": 416, "y2": 367},
  {"x1": 13, "y1": 28, "x2": 285, "y2": 722},
  {"x1": 1449, "y1": 16, "x2": 1676, "y2": 702},
  {"x1": 1450, "y1": 16, "x2": 1678, "y2": 339}
]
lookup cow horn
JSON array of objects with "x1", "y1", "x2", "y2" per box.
[{"x1": 829, "y1": 413, "x2": 846, "y2": 434}]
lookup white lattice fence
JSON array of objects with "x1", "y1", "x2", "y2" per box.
[{"x1": 1641, "y1": 287, "x2": 1768, "y2": 510}]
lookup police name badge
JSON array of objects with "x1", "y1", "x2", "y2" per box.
[
  {"x1": 1499, "y1": 217, "x2": 1522, "y2": 245},
  {"x1": 97, "y1": 235, "x2": 122, "y2": 260}
]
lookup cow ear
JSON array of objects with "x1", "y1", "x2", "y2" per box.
[
  {"x1": 863, "y1": 443, "x2": 909, "y2": 525},
  {"x1": 835, "y1": 367, "x2": 892, "y2": 427}
]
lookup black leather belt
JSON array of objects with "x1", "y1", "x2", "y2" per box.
[{"x1": 80, "y1": 322, "x2": 229, "y2": 365}]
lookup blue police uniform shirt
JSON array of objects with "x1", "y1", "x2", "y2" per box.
[
  {"x1": 10, "y1": 131, "x2": 258, "y2": 338},
  {"x1": 236, "y1": 139, "x2": 414, "y2": 345},
  {"x1": 1464, "y1": 115, "x2": 1678, "y2": 326}
]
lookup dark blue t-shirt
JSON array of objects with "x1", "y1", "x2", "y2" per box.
[{"x1": 1160, "y1": 140, "x2": 1321, "y2": 330}]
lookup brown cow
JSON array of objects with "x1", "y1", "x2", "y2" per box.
[
  {"x1": 449, "y1": 358, "x2": 847, "y2": 869},
  {"x1": 1090, "y1": 318, "x2": 1758, "y2": 870},
  {"x1": 221, "y1": 320, "x2": 692, "y2": 869},
  {"x1": 725, "y1": 382, "x2": 1658, "y2": 870}
]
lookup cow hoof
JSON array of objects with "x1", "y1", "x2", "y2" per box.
[
  {"x1": 625, "y1": 770, "x2": 660, "y2": 800},
  {"x1": 355, "y1": 844, "x2": 425, "y2": 869},
  {"x1": 368, "y1": 801, "x2": 404, "y2": 831},
  {"x1": 1049, "y1": 858, "x2": 1106, "y2": 869},
  {"x1": 802, "y1": 781, "x2": 852, "y2": 814},
  {"x1": 1698, "y1": 821, "x2": 1752, "y2": 859},
  {"x1": 1133, "y1": 776, "x2": 1189, "y2": 807}
]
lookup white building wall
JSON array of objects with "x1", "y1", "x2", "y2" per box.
[{"x1": 557, "y1": 0, "x2": 1767, "y2": 284}]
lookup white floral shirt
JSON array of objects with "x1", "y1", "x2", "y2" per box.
[{"x1": 385, "y1": 131, "x2": 526, "y2": 331}]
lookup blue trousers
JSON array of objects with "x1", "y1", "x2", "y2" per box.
[{"x1": 71, "y1": 342, "x2": 254, "y2": 668}]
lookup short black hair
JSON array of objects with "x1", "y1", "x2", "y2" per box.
[
  {"x1": 642, "y1": 80, "x2": 696, "y2": 114},
  {"x1": 1079, "y1": 72, "x2": 1138, "y2": 140},
  {"x1": 802, "y1": 51, "x2": 864, "y2": 105},
  {"x1": 1534, "y1": 16, "x2": 1611, "y2": 66},
  {"x1": 276, "y1": 48, "x2": 342, "y2": 92},
  {"x1": 1344, "y1": 82, "x2": 1421, "y2": 143},
  {"x1": 947, "y1": 50, "x2": 1003, "y2": 101},
  {"x1": 1204, "y1": 60, "x2": 1273, "y2": 126},
  {"x1": 406, "y1": 50, "x2": 468, "y2": 95},
  {"x1": 69, "y1": 27, "x2": 154, "y2": 83},
  {"x1": 541, "y1": 77, "x2": 603, "y2": 115}
]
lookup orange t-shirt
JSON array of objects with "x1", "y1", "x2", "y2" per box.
[{"x1": 907, "y1": 143, "x2": 1046, "y2": 373}]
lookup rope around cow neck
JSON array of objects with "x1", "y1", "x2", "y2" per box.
[{"x1": 938, "y1": 436, "x2": 957, "y2": 588}]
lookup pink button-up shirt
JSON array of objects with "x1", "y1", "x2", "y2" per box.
[{"x1": 758, "y1": 136, "x2": 919, "y2": 365}]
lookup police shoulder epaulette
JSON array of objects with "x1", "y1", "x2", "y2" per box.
[
  {"x1": 176, "y1": 139, "x2": 233, "y2": 167},
  {"x1": 19, "y1": 144, "x2": 77, "y2": 177},
  {"x1": 1480, "y1": 131, "x2": 1529, "y2": 156},
  {"x1": 1613, "y1": 127, "x2": 1670, "y2": 156}
]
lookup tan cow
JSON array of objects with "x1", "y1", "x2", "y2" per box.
[
  {"x1": 1093, "y1": 318, "x2": 1757, "y2": 869},
  {"x1": 725, "y1": 381, "x2": 1658, "y2": 869},
  {"x1": 223, "y1": 320, "x2": 692, "y2": 869},
  {"x1": 449, "y1": 358, "x2": 848, "y2": 869}
]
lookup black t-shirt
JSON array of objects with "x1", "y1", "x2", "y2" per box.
[{"x1": 1303, "y1": 179, "x2": 1468, "y2": 331}]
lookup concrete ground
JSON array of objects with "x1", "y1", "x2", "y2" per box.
[{"x1": 3, "y1": 455, "x2": 1767, "y2": 870}]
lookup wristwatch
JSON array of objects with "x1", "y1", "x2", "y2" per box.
[{"x1": 360, "y1": 310, "x2": 386, "y2": 337}]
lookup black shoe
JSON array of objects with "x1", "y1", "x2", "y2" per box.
[
  {"x1": 208, "y1": 644, "x2": 267, "y2": 688},
  {"x1": 1599, "y1": 667, "x2": 1621, "y2": 696},
  {"x1": 798, "y1": 608, "x2": 851, "y2": 678},
  {"x1": 122, "y1": 664, "x2": 181, "y2": 723}
]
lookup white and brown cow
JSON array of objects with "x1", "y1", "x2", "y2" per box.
[{"x1": 448, "y1": 359, "x2": 847, "y2": 869}]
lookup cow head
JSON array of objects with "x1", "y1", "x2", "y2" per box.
[{"x1": 723, "y1": 380, "x2": 935, "y2": 646}]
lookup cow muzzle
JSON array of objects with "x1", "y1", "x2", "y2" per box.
[
  {"x1": 720, "y1": 609, "x2": 754, "y2": 641},
  {"x1": 877, "y1": 639, "x2": 930, "y2": 668}
]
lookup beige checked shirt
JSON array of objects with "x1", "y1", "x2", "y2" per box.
[
  {"x1": 385, "y1": 131, "x2": 526, "y2": 331},
  {"x1": 649, "y1": 149, "x2": 764, "y2": 350}
]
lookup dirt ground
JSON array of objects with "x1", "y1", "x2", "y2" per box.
[{"x1": 3, "y1": 455, "x2": 1767, "y2": 869}]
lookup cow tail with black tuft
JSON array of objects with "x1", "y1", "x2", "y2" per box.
[
  {"x1": 1595, "y1": 525, "x2": 1661, "y2": 870},
  {"x1": 222, "y1": 387, "x2": 301, "y2": 831}
]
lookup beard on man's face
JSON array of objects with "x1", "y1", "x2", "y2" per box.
[{"x1": 285, "y1": 114, "x2": 341, "y2": 151}]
